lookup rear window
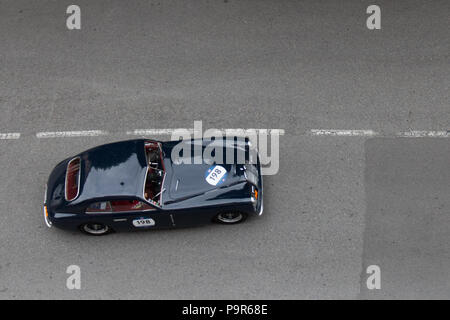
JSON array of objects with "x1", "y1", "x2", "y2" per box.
[{"x1": 65, "y1": 157, "x2": 81, "y2": 201}]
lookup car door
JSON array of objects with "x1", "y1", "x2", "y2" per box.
[
  {"x1": 86, "y1": 199, "x2": 173, "y2": 231},
  {"x1": 111, "y1": 199, "x2": 173, "y2": 230},
  {"x1": 169, "y1": 205, "x2": 219, "y2": 227}
]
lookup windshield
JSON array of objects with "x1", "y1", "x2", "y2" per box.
[{"x1": 143, "y1": 141, "x2": 165, "y2": 206}]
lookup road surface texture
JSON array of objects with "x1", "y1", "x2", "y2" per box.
[{"x1": 0, "y1": 0, "x2": 448, "y2": 299}]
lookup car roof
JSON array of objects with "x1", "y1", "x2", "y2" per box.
[{"x1": 69, "y1": 139, "x2": 148, "y2": 205}]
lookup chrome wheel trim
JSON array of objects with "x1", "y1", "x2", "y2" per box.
[
  {"x1": 217, "y1": 212, "x2": 243, "y2": 223},
  {"x1": 83, "y1": 223, "x2": 109, "y2": 235}
]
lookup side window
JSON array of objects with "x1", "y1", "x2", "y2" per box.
[
  {"x1": 110, "y1": 200, "x2": 155, "y2": 213},
  {"x1": 86, "y1": 201, "x2": 112, "y2": 213}
]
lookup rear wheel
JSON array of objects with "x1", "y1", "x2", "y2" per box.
[
  {"x1": 214, "y1": 211, "x2": 247, "y2": 224},
  {"x1": 80, "y1": 223, "x2": 111, "y2": 236}
]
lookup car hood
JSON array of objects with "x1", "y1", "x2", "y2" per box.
[
  {"x1": 160, "y1": 138, "x2": 258, "y2": 205},
  {"x1": 165, "y1": 162, "x2": 247, "y2": 203}
]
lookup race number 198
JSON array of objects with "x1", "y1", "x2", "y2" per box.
[{"x1": 205, "y1": 165, "x2": 227, "y2": 186}]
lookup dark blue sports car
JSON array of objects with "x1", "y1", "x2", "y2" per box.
[{"x1": 44, "y1": 138, "x2": 263, "y2": 235}]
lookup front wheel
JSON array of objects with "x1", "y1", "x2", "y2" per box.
[
  {"x1": 214, "y1": 211, "x2": 247, "y2": 224},
  {"x1": 80, "y1": 223, "x2": 112, "y2": 236}
]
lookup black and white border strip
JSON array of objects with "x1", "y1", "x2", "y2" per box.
[{"x1": 0, "y1": 133, "x2": 21, "y2": 140}]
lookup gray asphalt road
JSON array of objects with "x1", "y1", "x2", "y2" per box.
[
  {"x1": 0, "y1": 0, "x2": 449, "y2": 299},
  {"x1": 361, "y1": 138, "x2": 450, "y2": 299}
]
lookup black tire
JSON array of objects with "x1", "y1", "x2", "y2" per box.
[
  {"x1": 80, "y1": 223, "x2": 112, "y2": 236},
  {"x1": 214, "y1": 211, "x2": 247, "y2": 224}
]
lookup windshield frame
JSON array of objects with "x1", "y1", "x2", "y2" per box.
[
  {"x1": 65, "y1": 156, "x2": 81, "y2": 202},
  {"x1": 143, "y1": 141, "x2": 166, "y2": 207}
]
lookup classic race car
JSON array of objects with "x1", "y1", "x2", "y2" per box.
[{"x1": 43, "y1": 138, "x2": 263, "y2": 235}]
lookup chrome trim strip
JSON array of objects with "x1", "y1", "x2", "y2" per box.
[
  {"x1": 43, "y1": 185, "x2": 52, "y2": 227},
  {"x1": 258, "y1": 195, "x2": 264, "y2": 216},
  {"x1": 159, "y1": 172, "x2": 166, "y2": 205},
  {"x1": 64, "y1": 156, "x2": 81, "y2": 201},
  {"x1": 86, "y1": 211, "x2": 112, "y2": 214},
  {"x1": 258, "y1": 166, "x2": 264, "y2": 216},
  {"x1": 142, "y1": 166, "x2": 149, "y2": 200},
  {"x1": 43, "y1": 206, "x2": 52, "y2": 228}
]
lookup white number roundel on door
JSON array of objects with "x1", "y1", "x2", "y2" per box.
[{"x1": 132, "y1": 218, "x2": 155, "y2": 227}]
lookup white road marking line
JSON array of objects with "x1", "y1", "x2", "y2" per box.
[
  {"x1": 127, "y1": 128, "x2": 285, "y2": 136},
  {"x1": 396, "y1": 130, "x2": 450, "y2": 138},
  {"x1": 36, "y1": 130, "x2": 109, "y2": 138},
  {"x1": 3, "y1": 129, "x2": 450, "y2": 140},
  {"x1": 0, "y1": 133, "x2": 20, "y2": 140},
  {"x1": 223, "y1": 128, "x2": 285, "y2": 135},
  {"x1": 126, "y1": 129, "x2": 195, "y2": 135},
  {"x1": 310, "y1": 129, "x2": 379, "y2": 137}
]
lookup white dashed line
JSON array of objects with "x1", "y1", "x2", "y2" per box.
[
  {"x1": 0, "y1": 133, "x2": 20, "y2": 140},
  {"x1": 222, "y1": 128, "x2": 285, "y2": 135},
  {"x1": 127, "y1": 128, "x2": 285, "y2": 136},
  {"x1": 2, "y1": 129, "x2": 450, "y2": 140},
  {"x1": 36, "y1": 130, "x2": 109, "y2": 138},
  {"x1": 126, "y1": 129, "x2": 195, "y2": 135},
  {"x1": 310, "y1": 129, "x2": 379, "y2": 137},
  {"x1": 396, "y1": 130, "x2": 450, "y2": 138}
]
